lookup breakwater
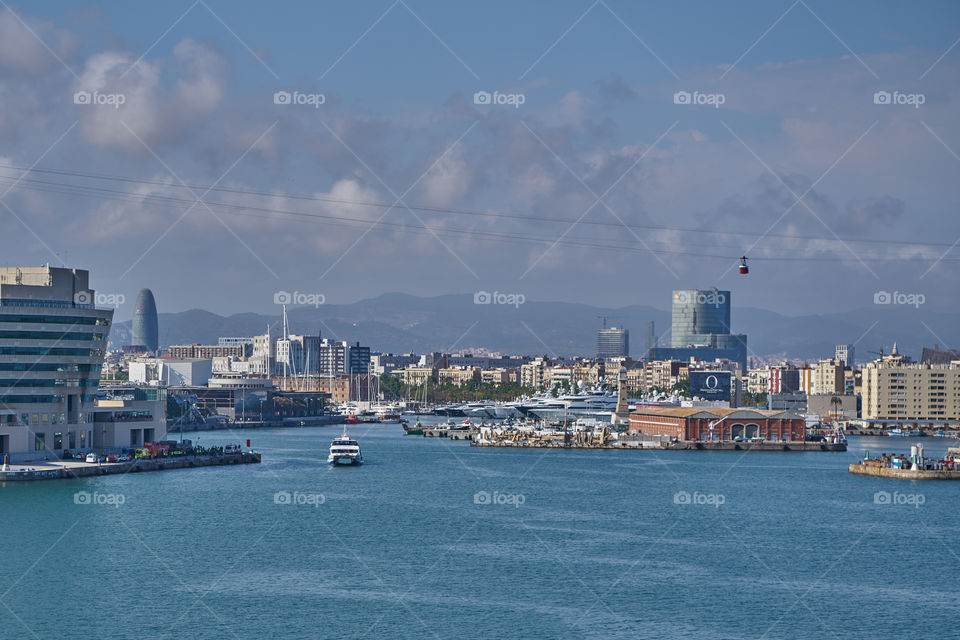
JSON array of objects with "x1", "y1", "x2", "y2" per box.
[
  {"x1": 0, "y1": 452, "x2": 261, "y2": 482},
  {"x1": 471, "y1": 439, "x2": 846, "y2": 451},
  {"x1": 848, "y1": 463, "x2": 960, "y2": 480}
]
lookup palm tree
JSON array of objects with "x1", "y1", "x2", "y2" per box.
[{"x1": 830, "y1": 395, "x2": 842, "y2": 422}]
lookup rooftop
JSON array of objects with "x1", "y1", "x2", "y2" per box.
[{"x1": 631, "y1": 406, "x2": 799, "y2": 419}]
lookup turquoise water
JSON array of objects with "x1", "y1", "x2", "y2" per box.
[{"x1": 2, "y1": 426, "x2": 959, "y2": 639}]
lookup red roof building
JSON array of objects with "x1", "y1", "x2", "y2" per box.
[{"x1": 629, "y1": 407, "x2": 805, "y2": 442}]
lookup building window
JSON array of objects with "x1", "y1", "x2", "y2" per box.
[
  {"x1": 34, "y1": 432, "x2": 45, "y2": 451},
  {"x1": 53, "y1": 432, "x2": 63, "y2": 449},
  {"x1": 69, "y1": 431, "x2": 76, "y2": 449}
]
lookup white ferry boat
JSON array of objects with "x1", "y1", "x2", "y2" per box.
[{"x1": 328, "y1": 427, "x2": 363, "y2": 466}]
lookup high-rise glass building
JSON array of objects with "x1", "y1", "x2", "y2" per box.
[
  {"x1": 0, "y1": 267, "x2": 112, "y2": 458},
  {"x1": 671, "y1": 289, "x2": 733, "y2": 347},
  {"x1": 597, "y1": 327, "x2": 629, "y2": 358},
  {"x1": 131, "y1": 288, "x2": 158, "y2": 353},
  {"x1": 649, "y1": 289, "x2": 747, "y2": 370}
]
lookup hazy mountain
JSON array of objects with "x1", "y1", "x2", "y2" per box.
[{"x1": 110, "y1": 293, "x2": 956, "y2": 364}]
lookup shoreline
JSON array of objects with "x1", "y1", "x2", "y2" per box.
[
  {"x1": 848, "y1": 463, "x2": 960, "y2": 480},
  {"x1": 0, "y1": 451, "x2": 261, "y2": 482},
  {"x1": 471, "y1": 440, "x2": 847, "y2": 452}
]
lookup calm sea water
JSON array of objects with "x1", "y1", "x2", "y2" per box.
[{"x1": 2, "y1": 423, "x2": 958, "y2": 639}]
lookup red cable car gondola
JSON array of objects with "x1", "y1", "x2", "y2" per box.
[{"x1": 739, "y1": 256, "x2": 749, "y2": 275}]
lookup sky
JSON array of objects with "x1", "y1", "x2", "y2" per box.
[{"x1": 0, "y1": 0, "x2": 958, "y2": 323}]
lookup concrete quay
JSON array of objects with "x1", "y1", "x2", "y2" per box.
[
  {"x1": 0, "y1": 452, "x2": 261, "y2": 482},
  {"x1": 848, "y1": 463, "x2": 960, "y2": 480},
  {"x1": 666, "y1": 440, "x2": 847, "y2": 452},
  {"x1": 423, "y1": 428, "x2": 474, "y2": 440},
  {"x1": 471, "y1": 439, "x2": 846, "y2": 451}
]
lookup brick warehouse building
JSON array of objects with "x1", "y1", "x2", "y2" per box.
[{"x1": 629, "y1": 407, "x2": 805, "y2": 442}]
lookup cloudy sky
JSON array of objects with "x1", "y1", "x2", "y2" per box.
[{"x1": 0, "y1": 0, "x2": 958, "y2": 321}]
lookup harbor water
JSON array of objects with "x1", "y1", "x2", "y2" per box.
[{"x1": 2, "y1": 425, "x2": 958, "y2": 639}]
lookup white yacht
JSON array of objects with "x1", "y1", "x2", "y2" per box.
[
  {"x1": 521, "y1": 390, "x2": 623, "y2": 422},
  {"x1": 328, "y1": 427, "x2": 363, "y2": 466}
]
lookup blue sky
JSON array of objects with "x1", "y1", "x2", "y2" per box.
[{"x1": 1, "y1": 0, "x2": 959, "y2": 324}]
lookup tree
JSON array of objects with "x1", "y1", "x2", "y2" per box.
[
  {"x1": 671, "y1": 378, "x2": 691, "y2": 397},
  {"x1": 830, "y1": 395, "x2": 842, "y2": 421},
  {"x1": 741, "y1": 391, "x2": 768, "y2": 408}
]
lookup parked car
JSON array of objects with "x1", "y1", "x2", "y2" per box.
[
  {"x1": 106, "y1": 454, "x2": 118, "y2": 463},
  {"x1": 85, "y1": 453, "x2": 98, "y2": 463},
  {"x1": 117, "y1": 454, "x2": 130, "y2": 462}
]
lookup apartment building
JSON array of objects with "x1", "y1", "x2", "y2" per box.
[{"x1": 861, "y1": 360, "x2": 960, "y2": 425}]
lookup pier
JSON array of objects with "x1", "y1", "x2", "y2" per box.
[
  {"x1": 423, "y1": 428, "x2": 475, "y2": 440},
  {"x1": 849, "y1": 463, "x2": 960, "y2": 480},
  {"x1": 848, "y1": 446, "x2": 960, "y2": 479},
  {"x1": 471, "y1": 438, "x2": 846, "y2": 451},
  {"x1": 0, "y1": 452, "x2": 261, "y2": 482},
  {"x1": 666, "y1": 440, "x2": 846, "y2": 452}
]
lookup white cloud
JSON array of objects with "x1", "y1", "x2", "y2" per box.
[
  {"x1": 75, "y1": 51, "x2": 161, "y2": 151},
  {"x1": 173, "y1": 38, "x2": 226, "y2": 115},
  {"x1": 417, "y1": 143, "x2": 471, "y2": 208},
  {"x1": 0, "y1": 8, "x2": 77, "y2": 74},
  {"x1": 74, "y1": 39, "x2": 228, "y2": 152}
]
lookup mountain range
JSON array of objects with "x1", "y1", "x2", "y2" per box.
[{"x1": 108, "y1": 293, "x2": 955, "y2": 364}]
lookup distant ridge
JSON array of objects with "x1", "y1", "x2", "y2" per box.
[{"x1": 109, "y1": 292, "x2": 957, "y2": 363}]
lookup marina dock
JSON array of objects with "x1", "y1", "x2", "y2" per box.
[
  {"x1": 423, "y1": 427, "x2": 474, "y2": 440},
  {"x1": 848, "y1": 463, "x2": 960, "y2": 480},
  {"x1": 0, "y1": 452, "x2": 261, "y2": 482},
  {"x1": 665, "y1": 440, "x2": 846, "y2": 452},
  {"x1": 471, "y1": 437, "x2": 846, "y2": 451},
  {"x1": 847, "y1": 445, "x2": 960, "y2": 480}
]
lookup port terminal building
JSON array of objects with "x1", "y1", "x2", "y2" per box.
[
  {"x1": 0, "y1": 266, "x2": 168, "y2": 460},
  {"x1": 0, "y1": 267, "x2": 111, "y2": 459},
  {"x1": 628, "y1": 407, "x2": 805, "y2": 441}
]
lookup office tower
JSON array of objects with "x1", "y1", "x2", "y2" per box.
[{"x1": 131, "y1": 288, "x2": 159, "y2": 353}]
